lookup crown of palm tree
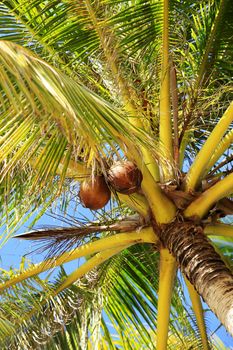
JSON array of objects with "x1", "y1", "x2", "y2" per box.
[{"x1": 0, "y1": 0, "x2": 232, "y2": 348}]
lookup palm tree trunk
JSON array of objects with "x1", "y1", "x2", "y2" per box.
[{"x1": 154, "y1": 220, "x2": 233, "y2": 335}]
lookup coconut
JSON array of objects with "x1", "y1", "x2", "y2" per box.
[
  {"x1": 79, "y1": 175, "x2": 111, "y2": 210},
  {"x1": 107, "y1": 161, "x2": 143, "y2": 194}
]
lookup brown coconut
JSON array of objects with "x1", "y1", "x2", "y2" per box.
[
  {"x1": 107, "y1": 161, "x2": 143, "y2": 194},
  {"x1": 79, "y1": 175, "x2": 111, "y2": 210}
]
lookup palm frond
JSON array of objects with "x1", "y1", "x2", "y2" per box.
[
  {"x1": 14, "y1": 213, "x2": 144, "y2": 255},
  {"x1": 169, "y1": 0, "x2": 233, "y2": 148},
  {"x1": 0, "y1": 240, "x2": 217, "y2": 349},
  {"x1": 0, "y1": 265, "x2": 96, "y2": 349},
  {"x1": 0, "y1": 39, "x2": 158, "y2": 238}
]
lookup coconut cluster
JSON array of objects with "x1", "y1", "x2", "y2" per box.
[{"x1": 79, "y1": 161, "x2": 143, "y2": 210}]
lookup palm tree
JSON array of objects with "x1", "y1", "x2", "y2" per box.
[{"x1": 0, "y1": 0, "x2": 232, "y2": 348}]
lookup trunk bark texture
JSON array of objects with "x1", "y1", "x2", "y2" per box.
[{"x1": 157, "y1": 221, "x2": 233, "y2": 335}]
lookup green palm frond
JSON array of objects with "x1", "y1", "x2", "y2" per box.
[
  {"x1": 1, "y1": 1, "x2": 94, "y2": 65},
  {"x1": 2, "y1": 0, "x2": 233, "y2": 144},
  {"x1": 169, "y1": 0, "x2": 233, "y2": 151},
  {"x1": 0, "y1": 40, "x2": 157, "y2": 237},
  {"x1": 0, "y1": 3, "x2": 32, "y2": 45},
  {"x1": 0, "y1": 247, "x2": 212, "y2": 350},
  {"x1": 0, "y1": 267, "x2": 91, "y2": 349},
  {"x1": 0, "y1": 40, "x2": 153, "y2": 149},
  {"x1": 108, "y1": 0, "x2": 163, "y2": 54},
  {"x1": 171, "y1": 0, "x2": 233, "y2": 82},
  {"x1": 0, "y1": 1, "x2": 109, "y2": 97}
]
